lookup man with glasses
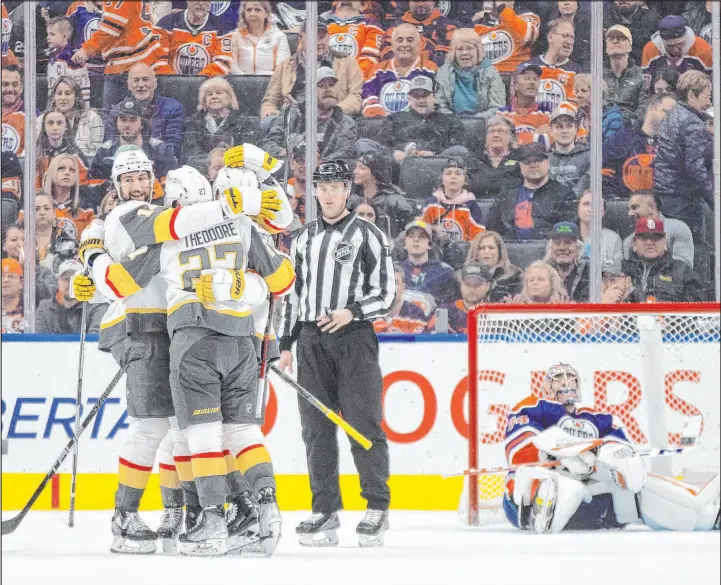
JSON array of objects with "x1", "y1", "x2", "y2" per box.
[
  {"x1": 603, "y1": 25, "x2": 645, "y2": 123},
  {"x1": 641, "y1": 15, "x2": 712, "y2": 90},
  {"x1": 622, "y1": 218, "x2": 705, "y2": 303}
]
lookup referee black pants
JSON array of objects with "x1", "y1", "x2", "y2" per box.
[{"x1": 296, "y1": 321, "x2": 390, "y2": 513}]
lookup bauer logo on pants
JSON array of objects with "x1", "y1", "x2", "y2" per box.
[{"x1": 333, "y1": 240, "x2": 355, "y2": 264}]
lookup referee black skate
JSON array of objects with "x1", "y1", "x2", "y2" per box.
[{"x1": 278, "y1": 160, "x2": 396, "y2": 547}]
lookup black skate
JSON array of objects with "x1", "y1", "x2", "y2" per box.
[
  {"x1": 157, "y1": 507, "x2": 183, "y2": 555},
  {"x1": 296, "y1": 512, "x2": 339, "y2": 547},
  {"x1": 110, "y1": 508, "x2": 157, "y2": 555},
  {"x1": 179, "y1": 505, "x2": 228, "y2": 557},
  {"x1": 356, "y1": 509, "x2": 389, "y2": 548},
  {"x1": 226, "y1": 492, "x2": 260, "y2": 553}
]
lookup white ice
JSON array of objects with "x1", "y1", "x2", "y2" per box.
[{"x1": 2, "y1": 511, "x2": 718, "y2": 585}]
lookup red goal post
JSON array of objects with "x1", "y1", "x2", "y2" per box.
[{"x1": 464, "y1": 302, "x2": 721, "y2": 526}]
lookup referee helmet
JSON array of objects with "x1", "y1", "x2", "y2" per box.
[{"x1": 312, "y1": 160, "x2": 352, "y2": 183}]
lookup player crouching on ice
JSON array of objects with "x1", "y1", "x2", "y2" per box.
[{"x1": 504, "y1": 364, "x2": 720, "y2": 533}]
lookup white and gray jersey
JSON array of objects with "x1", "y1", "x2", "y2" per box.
[{"x1": 279, "y1": 212, "x2": 396, "y2": 350}]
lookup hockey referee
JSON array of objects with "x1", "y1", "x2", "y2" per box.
[{"x1": 278, "y1": 160, "x2": 396, "y2": 548}]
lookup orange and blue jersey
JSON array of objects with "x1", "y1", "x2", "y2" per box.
[
  {"x1": 474, "y1": 7, "x2": 540, "y2": 75},
  {"x1": 498, "y1": 103, "x2": 551, "y2": 146},
  {"x1": 526, "y1": 55, "x2": 585, "y2": 113},
  {"x1": 373, "y1": 300, "x2": 435, "y2": 334},
  {"x1": 361, "y1": 56, "x2": 438, "y2": 117},
  {"x1": 421, "y1": 194, "x2": 485, "y2": 244},
  {"x1": 326, "y1": 12, "x2": 384, "y2": 77},
  {"x1": 66, "y1": 1, "x2": 104, "y2": 75},
  {"x1": 383, "y1": 7, "x2": 456, "y2": 66}
]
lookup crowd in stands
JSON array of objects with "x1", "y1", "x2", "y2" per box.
[{"x1": 1, "y1": 0, "x2": 717, "y2": 335}]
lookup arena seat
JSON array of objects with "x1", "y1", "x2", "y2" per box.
[
  {"x1": 399, "y1": 156, "x2": 448, "y2": 201},
  {"x1": 476, "y1": 198, "x2": 496, "y2": 227},
  {"x1": 444, "y1": 240, "x2": 470, "y2": 269},
  {"x1": 506, "y1": 240, "x2": 547, "y2": 271},
  {"x1": 603, "y1": 198, "x2": 632, "y2": 239},
  {"x1": 459, "y1": 117, "x2": 486, "y2": 157}
]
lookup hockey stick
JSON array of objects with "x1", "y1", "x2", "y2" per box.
[
  {"x1": 447, "y1": 416, "x2": 703, "y2": 479},
  {"x1": 2, "y1": 369, "x2": 124, "y2": 536},
  {"x1": 68, "y1": 300, "x2": 89, "y2": 528},
  {"x1": 269, "y1": 365, "x2": 373, "y2": 450}
]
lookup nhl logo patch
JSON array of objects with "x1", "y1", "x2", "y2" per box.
[{"x1": 333, "y1": 240, "x2": 354, "y2": 264}]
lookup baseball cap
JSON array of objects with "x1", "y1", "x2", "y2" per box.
[
  {"x1": 117, "y1": 99, "x2": 145, "y2": 118},
  {"x1": 1, "y1": 257, "x2": 22, "y2": 277},
  {"x1": 517, "y1": 142, "x2": 549, "y2": 162},
  {"x1": 606, "y1": 24, "x2": 633, "y2": 43},
  {"x1": 317, "y1": 66, "x2": 338, "y2": 84},
  {"x1": 56, "y1": 259, "x2": 83, "y2": 279},
  {"x1": 550, "y1": 102, "x2": 578, "y2": 124},
  {"x1": 635, "y1": 217, "x2": 665, "y2": 236},
  {"x1": 548, "y1": 221, "x2": 580, "y2": 240},
  {"x1": 405, "y1": 220, "x2": 432, "y2": 239},
  {"x1": 409, "y1": 76, "x2": 434, "y2": 95},
  {"x1": 514, "y1": 61, "x2": 542, "y2": 78},
  {"x1": 658, "y1": 15, "x2": 686, "y2": 40},
  {"x1": 461, "y1": 262, "x2": 492, "y2": 283}
]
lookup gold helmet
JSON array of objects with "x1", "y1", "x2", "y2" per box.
[{"x1": 543, "y1": 364, "x2": 580, "y2": 405}]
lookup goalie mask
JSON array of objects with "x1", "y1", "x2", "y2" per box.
[
  {"x1": 164, "y1": 165, "x2": 212, "y2": 207},
  {"x1": 544, "y1": 364, "x2": 580, "y2": 406},
  {"x1": 111, "y1": 146, "x2": 155, "y2": 202},
  {"x1": 212, "y1": 166, "x2": 260, "y2": 201}
]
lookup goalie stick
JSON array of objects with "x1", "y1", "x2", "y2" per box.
[
  {"x1": 447, "y1": 416, "x2": 703, "y2": 478},
  {"x1": 2, "y1": 368, "x2": 124, "y2": 536}
]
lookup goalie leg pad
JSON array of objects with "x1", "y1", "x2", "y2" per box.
[
  {"x1": 638, "y1": 474, "x2": 720, "y2": 531},
  {"x1": 116, "y1": 417, "x2": 170, "y2": 511}
]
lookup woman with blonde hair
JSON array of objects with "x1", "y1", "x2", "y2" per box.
[
  {"x1": 181, "y1": 77, "x2": 260, "y2": 168},
  {"x1": 511, "y1": 259, "x2": 570, "y2": 304},
  {"x1": 42, "y1": 154, "x2": 95, "y2": 242},
  {"x1": 466, "y1": 230, "x2": 523, "y2": 302},
  {"x1": 231, "y1": 1, "x2": 290, "y2": 75},
  {"x1": 435, "y1": 28, "x2": 505, "y2": 119}
]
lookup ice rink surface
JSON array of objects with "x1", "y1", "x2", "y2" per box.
[{"x1": 2, "y1": 511, "x2": 718, "y2": 585}]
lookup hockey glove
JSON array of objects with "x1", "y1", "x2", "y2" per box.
[
  {"x1": 560, "y1": 452, "x2": 596, "y2": 477},
  {"x1": 255, "y1": 188, "x2": 283, "y2": 223},
  {"x1": 195, "y1": 268, "x2": 246, "y2": 304},
  {"x1": 78, "y1": 219, "x2": 106, "y2": 269},
  {"x1": 595, "y1": 442, "x2": 647, "y2": 493},
  {"x1": 70, "y1": 271, "x2": 97, "y2": 302},
  {"x1": 223, "y1": 144, "x2": 282, "y2": 179}
]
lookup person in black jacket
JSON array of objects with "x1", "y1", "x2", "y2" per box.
[
  {"x1": 485, "y1": 142, "x2": 576, "y2": 241},
  {"x1": 467, "y1": 115, "x2": 521, "y2": 199},
  {"x1": 346, "y1": 151, "x2": 418, "y2": 238},
  {"x1": 652, "y1": 70, "x2": 713, "y2": 244},
  {"x1": 623, "y1": 217, "x2": 706, "y2": 303},
  {"x1": 465, "y1": 230, "x2": 523, "y2": 302},
  {"x1": 544, "y1": 221, "x2": 589, "y2": 303}
]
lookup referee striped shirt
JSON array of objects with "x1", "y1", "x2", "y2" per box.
[{"x1": 279, "y1": 211, "x2": 396, "y2": 349}]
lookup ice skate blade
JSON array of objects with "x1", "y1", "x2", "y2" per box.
[
  {"x1": 227, "y1": 525, "x2": 261, "y2": 554},
  {"x1": 298, "y1": 529, "x2": 339, "y2": 547},
  {"x1": 161, "y1": 538, "x2": 179, "y2": 555},
  {"x1": 110, "y1": 536, "x2": 157, "y2": 555},
  {"x1": 178, "y1": 538, "x2": 228, "y2": 557},
  {"x1": 358, "y1": 532, "x2": 386, "y2": 548}
]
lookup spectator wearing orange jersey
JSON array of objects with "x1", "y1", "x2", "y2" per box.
[
  {"x1": 324, "y1": 0, "x2": 383, "y2": 77},
  {"x1": 603, "y1": 1, "x2": 660, "y2": 65},
  {"x1": 498, "y1": 62, "x2": 550, "y2": 146},
  {"x1": 641, "y1": 15, "x2": 712, "y2": 91},
  {"x1": 383, "y1": 0, "x2": 456, "y2": 67},
  {"x1": 526, "y1": 18, "x2": 584, "y2": 113},
  {"x1": 448, "y1": 262, "x2": 492, "y2": 333},
  {"x1": 157, "y1": 0, "x2": 234, "y2": 77},
  {"x1": 42, "y1": 154, "x2": 95, "y2": 242},
  {"x1": 1, "y1": 63, "x2": 25, "y2": 156},
  {"x1": 71, "y1": 0, "x2": 168, "y2": 108},
  {"x1": 374, "y1": 263, "x2": 436, "y2": 335},
  {"x1": 473, "y1": 0, "x2": 540, "y2": 77},
  {"x1": 421, "y1": 157, "x2": 484, "y2": 244},
  {"x1": 1, "y1": 257, "x2": 24, "y2": 333},
  {"x1": 230, "y1": 1, "x2": 290, "y2": 75}
]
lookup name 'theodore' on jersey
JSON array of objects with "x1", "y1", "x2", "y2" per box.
[{"x1": 279, "y1": 213, "x2": 395, "y2": 350}]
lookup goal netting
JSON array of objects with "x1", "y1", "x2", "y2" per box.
[{"x1": 460, "y1": 302, "x2": 721, "y2": 526}]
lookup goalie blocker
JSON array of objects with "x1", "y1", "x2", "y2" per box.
[{"x1": 504, "y1": 365, "x2": 720, "y2": 533}]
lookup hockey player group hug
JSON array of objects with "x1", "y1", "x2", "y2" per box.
[{"x1": 70, "y1": 144, "x2": 718, "y2": 558}]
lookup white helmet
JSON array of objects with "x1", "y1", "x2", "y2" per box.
[
  {"x1": 543, "y1": 363, "x2": 580, "y2": 405},
  {"x1": 111, "y1": 145, "x2": 155, "y2": 201},
  {"x1": 212, "y1": 166, "x2": 260, "y2": 201},
  {"x1": 164, "y1": 165, "x2": 213, "y2": 207}
]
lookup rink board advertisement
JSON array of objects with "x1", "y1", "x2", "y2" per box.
[{"x1": 1, "y1": 337, "x2": 719, "y2": 511}]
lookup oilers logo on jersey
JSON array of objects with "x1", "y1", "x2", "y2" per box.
[
  {"x1": 440, "y1": 218, "x2": 463, "y2": 242},
  {"x1": 380, "y1": 79, "x2": 412, "y2": 114},
  {"x1": 481, "y1": 30, "x2": 515, "y2": 64},
  {"x1": 537, "y1": 78, "x2": 568, "y2": 112},
  {"x1": 211, "y1": 1, "x2": 232, "y2": 16},
  {"x1": 82, "y1": 15, "x2": 100, "y2": 42},
  {"x1": 175, "y1": 43, "x2": 211, "y2": 76},
  {"x1": 330, "y1": 32, "x2": 359, "y2": 58},
  {"x1": 2, "y1": 122, "x2": 19, "y2": 154},
  {"x1": 558, "y1": 415, "x2": 599, "y2": 440}
]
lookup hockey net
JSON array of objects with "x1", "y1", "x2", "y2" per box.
[{"x1": 460, "y1": 302, "x2": 721, "y2": 526}]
